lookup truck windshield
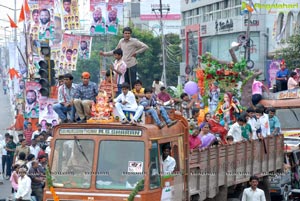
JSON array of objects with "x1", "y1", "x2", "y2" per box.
[
  {"x1": 276, "y1": 108, "x2": 300, "y2": 129},
  {"x1": 51, "y1": 139, "x2": 94, "y2": 189},
  {"x1": 96, "y1": 141, "x2": 144, "y2": 190}
]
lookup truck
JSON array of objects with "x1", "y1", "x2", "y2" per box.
[
  {"x1": 44, "y1": 111, "x2": 283, "y2": 201},
  {"x1": 260, "y1": 88, "x2": 300, "y2": 200}
]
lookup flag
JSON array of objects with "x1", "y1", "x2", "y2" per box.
[
  {"x1": 24, "y1": 0, "x2": 30, "y2": 13},
  {"x1": 7, "y1": 15, "x2": 17, "y2": 28},
  {"x1": 18, "y1": 5, "x2": 25, "y2": 22}
]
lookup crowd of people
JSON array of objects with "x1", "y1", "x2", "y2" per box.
[{"x1": 0, "y1": 122, "x2": 53, "y2": 201}]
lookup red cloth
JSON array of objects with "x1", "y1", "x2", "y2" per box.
[
  {"x1": 157, "y1": 92, "x2": 171, "y2": 102},
  {"x1": 208, "y1": 119, "x2": 228, "y2": 144},
  {"x1": 189, "y1": 135, "x2": 201, "y2": 149}
]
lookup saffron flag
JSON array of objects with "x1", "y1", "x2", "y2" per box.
[
  {"x1": 7, "y1": 15, "x2": 18, "y2": 28},
  {"x1": 18, "y1": 5, "x2": 25, "y2": 22},
  {"x1": 24, "y1": 0, "x2": 30, "y2": 13}
]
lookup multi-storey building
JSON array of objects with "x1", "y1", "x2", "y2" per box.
[{"x1": 181, "y1": 0, "x2": 300, "y2": 82}]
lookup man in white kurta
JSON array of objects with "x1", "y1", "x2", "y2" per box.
[
  {"x1": 242, "y1": 175, "x2": 266, "y2": 201},
  {"x1": 15, "y1": 167, "x2": 32, "y2": 200}
]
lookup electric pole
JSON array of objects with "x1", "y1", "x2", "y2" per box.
[{"x1": 152, "y1": 0, "x2": 169, "y2": 87}]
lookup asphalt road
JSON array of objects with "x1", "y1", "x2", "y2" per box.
[{"x1": 0, "y1": 85, "x2": 15, "y2": 200}]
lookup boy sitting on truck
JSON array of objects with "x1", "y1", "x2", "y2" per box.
[
  {"x1": 139, "y1": 88, "x2": 177, "y2": 129},
  {"x1": 113, "y1": 82, "x2": 144, "y2": 125}
]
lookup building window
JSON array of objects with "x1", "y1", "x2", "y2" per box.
[
  {"x1": 276, "y1": 13, "x2": 284, "y2": 40},
  {"x1": 285, "y1": 12, "x2": 294, "y2": 39}
]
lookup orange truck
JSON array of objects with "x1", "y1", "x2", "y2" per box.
[{"x1": 44, "y1": 113, "x2": 283, "y2": 201}]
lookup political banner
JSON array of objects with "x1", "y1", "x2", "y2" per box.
[
  {"x1": 90, "y1": 0, "x2": 107, "y2": 35},
  {"x1": 60, "y1": 34, "x2": 80, "y2": 71},
  {"x1": 39, "y1": 97, "x2": 59, "y2": 130},
  {"x1": 38, "y1": 0, "x2": 55, "y2": 41},
  {"x1": 62, "y1": 0, "x2": 80, "y2": 30},
  {"x1": 25, "y1": 81, "x2": 41, "y2": 118},
  {"x1": 107, "y1": 0, "x2": 123, "y2": 35},
  {"x1": 79, "y1": 35, "x2": 92, "y2": 59}
]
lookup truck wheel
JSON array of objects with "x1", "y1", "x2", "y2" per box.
[{"x1": 191, "y1": 194, "x2": 199, "y2": 201}]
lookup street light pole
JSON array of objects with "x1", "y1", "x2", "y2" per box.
[{"x1": 152, "y1": 0, "x2": 169, "y2": 87}]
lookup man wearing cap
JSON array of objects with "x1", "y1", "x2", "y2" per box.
[{"x1": 74, "y1": 72, "x2": 98, "y2": 123}]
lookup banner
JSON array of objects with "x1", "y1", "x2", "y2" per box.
[
  {"x1": 38, "y1": 0, "x2": 55, "y2": 41},
  {"x1": 25, "y1": 81, "x2": 41, "y2": 118},
  {"x1": 90, "y1": 0, "x2": 107, "y2": 34},
  {"x1": 79, "y1": 35, "x2": 92, "y2": 59},
  {"x1": 62, "y1": 0, "x2": 80, "y2": 30},
  {"x1": 107, "y1": 0, "x2": 123, "y2": 35},
  {"x1": 39, "y1": 97, "x2": 59, "y2": 130},
  {"x1": 60, "y1": 34, "x2": 80, "y2": 71}
]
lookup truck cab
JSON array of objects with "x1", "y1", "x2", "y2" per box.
[{"x1": 44, "y1": 114, "x2": 189, "y2": 201}]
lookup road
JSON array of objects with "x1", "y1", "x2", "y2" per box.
[{"x1": 0, "y1": 85, "x2": 15, "y2": 200}]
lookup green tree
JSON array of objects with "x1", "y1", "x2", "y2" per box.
[
  {"x1": 275, "y1": 34, "x2": 300, "y2": 69},
  {"x1": 165, "y1": 33, "x2": 181, "y2": 86},
  {"x1": 75, "y1": 28, "x2": 182, "y2": 89}
]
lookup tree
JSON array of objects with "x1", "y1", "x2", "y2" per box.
[
  {"x1": 275, "y1": 34, "x2": 300, "y2": 69},
  {"x1": 165, "y1": 33, "x2": 181, "y2": 86},
  {"x1": 75, "y1": 27, "x2": 182, "y2": 89}
]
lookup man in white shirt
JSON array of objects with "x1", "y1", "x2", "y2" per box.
[
  {"x1": 152, "y1": 78, "x2": 164, "y2": 95},
  {"x1": 32, "y1": 124, "x2": 42, "y2": 140},
  {"x1": 242, "y1": 175, "x2": 266, "y2": 201},
  {"x1": 114, "y1": 82, "x2": 144, "y2": 125},
  {"x1": 255, "y1": 108, "x2": 270, "y2": 138},
  {"x1": 161, "y1": 144, "x2": 176, "y2": 175},
  {"x1": 15, "y1": 167, "x2": 32, "y2": 201},
  {"x1": 30, "y1": 139, "x2": 40, "y2": 159},
  {"x1": 246, "y1": 107, "x2": 260, "y2": 140},
  {"x1": 227, "y1": 118, "x2": 244, "y2": 142}
]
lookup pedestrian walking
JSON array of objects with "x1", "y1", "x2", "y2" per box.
[{"x1": 242, "y1": 175, "x2": 266, "y2": 201}]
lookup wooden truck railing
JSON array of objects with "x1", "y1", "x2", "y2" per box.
[{"x1": 188, "y1": 135, "x2": 284, "y2": 200}]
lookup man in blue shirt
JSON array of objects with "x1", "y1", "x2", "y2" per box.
[
  {"x1": 268, "y1": 107, "x2": 281, "y2": 135},
  {"x1": 276, "y1": 61, "x2": 289, "y2": 91},
  {"x1": 73, "y1": 72, "x2": 98, "y2": 123}
]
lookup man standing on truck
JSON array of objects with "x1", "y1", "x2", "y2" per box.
[
  {"x1": 161, "y1": 144, "x2": 176, "y2": 175},
  {"x1": 242, "y1": 175, "x2": 266, "y2": 201}
]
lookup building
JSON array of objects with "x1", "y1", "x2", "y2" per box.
[
  {"x1": 181, "y1": 0, "x2": 300, "y2": 82},
  {"x1": 125, "y1": 0, "x2": 181, "y2": 35}
]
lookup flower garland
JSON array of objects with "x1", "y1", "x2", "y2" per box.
[
  {"x1": 128, "y1": 179, "x2": 144, "y2": 201},
  {"x1": 46, "y1": 167, "x2": 60, "y2": 201}
]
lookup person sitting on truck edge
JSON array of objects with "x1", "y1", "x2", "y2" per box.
[
  {"x1": 139, "y1": 88, "x2": 177, "y2": 129},
  {"x1": 157, "y1": 86, "x2": 174, "y2": 107},
  {"x1": 113, "y1": 82, "x2": 144, "y2": 125},
  {"x1": 53, "y1": 73, "x2": 76, "y2": 123},
  {"x1": 242, "y1": 175, "x2": 266, "y2": 201},
  {"x1": 161, "y1": 144, "x2": 176, "y2": 175},
  {"x1": 180, "y1": 92, "x2": 196, "y2": 120},
  {"x1": 73, "y1": 72, "x2": 98, "y2": 123},
  {"x1": 267, "y1": 107, "x2": 281, "y2": 136},
  {"x1": 99, "y1": 70, "x2": 118, "y2": 100},
  {"x1": 132, "y1": 80, "x2": 145, "y2": 101}
]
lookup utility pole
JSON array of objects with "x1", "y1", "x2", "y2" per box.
[{"x1": 152, "y1": 0, "x2": 169, "y2": 87}]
